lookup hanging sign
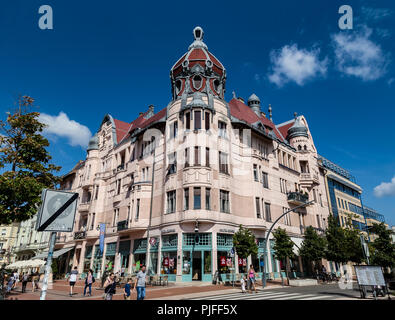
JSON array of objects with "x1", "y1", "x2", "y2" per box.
[
  {"x1": 163, "y1": 257, "x2": 169, "y2": 266},
  {"x1": 220, "y1": 256, "x2": 226, "y2": 267}
]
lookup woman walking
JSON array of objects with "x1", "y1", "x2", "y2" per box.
[
  {"x1": 103, "y1": 273, "x2": 116, "y2": 300},
  {"x1": 83, "y1": 269, "x2": 95, "y2": 297},
  {"x1": 248, "y1": 265, "x2": 258, "y2": 293}
]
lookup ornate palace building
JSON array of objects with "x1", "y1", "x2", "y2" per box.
[{"x1": 55, "y1": 27, "x2": 333, "y2": 282}]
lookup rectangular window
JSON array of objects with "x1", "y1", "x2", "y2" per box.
[
  {"x1": 95, "y1": 185, "x2": 99, "y2": 200},
  {"x1": 184, "y1": 188, "x2": 189, "y2": 210},
  {"x1": 220, "y1": 190, "x2": 230, "y2": 213},
  {"x1": 135, "y1": 199, "x2": 140, "y2": 221},
  {"x1": 218, "y1": 121, "x2": 227, "y2": 138},
  {"x1": 168, "y1": 152, "x2": 177, "y2": 174},
  {"x1": 253, "y1": 164, "x2": 258, "y2": 181},
  {"x1": 185, "y1": 148, "x2": 190, "y2": 167},
  {"x1": 117, "y1": 179, "x2": 121, "y2": 195},
  {"x1": 194, "y1": 146, "x2": 201, "y2": 166},
  {"x1": 262, "y1": 172, "x2": 269, "y2": 188},
  {"x1": 205, "y1": 147, "x2": 210, "y2": 167},
  {"x1": 194, "y1": 187, "x2": 201, "y2": 209},
  {"x1": 205, "y1": 112, "x2": 210, "y2": 130},
  {"x1": 170, "y1": 121, "x2": 178, "y2": 139},
  {"x1": 113, "y1": 208, "x2": 119, "y2": 226},
  {"x1": 194, "y1": 110, "x2": 201, "y2": 130},
  {"x1": 265, "y1": 203, "x2": 272, "y2": 222},
  {"x1": 205, "y1": 188, "x2": 211, "y2": 210},
  {"x1": 167, "y1": 190, "x2": 176, "y2": 213},
  {"x1": 256, "y1": 197, "x2": 261, "y2": 218},
  {"x1": 219, "y1": 151, "x2": 229, "y2": 174},
  {"x1": 185, "y1": 112, "x2": 190, "y2": 130}
]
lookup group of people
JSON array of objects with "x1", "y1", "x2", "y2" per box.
[
  {"x1": 216, "y1": 265, "x2": 259, "y2": 294},
  {"x1": 67, "y1": 264, "x2": 148, "y2": 300},
  {"x1": 4, "y1": 270, "x2": 40, "y2": 296}
]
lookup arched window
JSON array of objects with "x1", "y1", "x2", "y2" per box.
[
  {"x1": 304, "y1": 145, "x2": 307, "y2": 150},
  {"x1": 298, "y1": 145, "x2": 302, "y2": 151},
  {"x1": 175, "y1": 79, "x2": 182, "y2": 95},
  {"x1": 213, "y1": 79, "x2": 220, "y2": 92}
]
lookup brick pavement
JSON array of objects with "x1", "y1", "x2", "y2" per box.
[{"x1": 5, "y1": 279, "x2": 284, "y2": 300}]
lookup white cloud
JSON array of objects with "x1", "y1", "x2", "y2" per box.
[
  {"x1": 268, "y1": 44, "x2": 328, "y2": 87},
  {"x1": 388, "y1": 78, "x2": 395, "y2": 86},
  {"x1": 332, "y1": 27, "x2": 390, "y2": 81},
  {"x1": 39, "y1": 111, "x2": 92, "y2": 148},
  {"x1": 374, "y1": 176, "x2": 395, "y2": 198}
]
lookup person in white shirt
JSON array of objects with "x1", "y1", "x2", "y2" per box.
[
  {"x1": 240, "y1": 276, "x2": 246, "y2": 293},
  {"x1": 69, "y1": 266, "x2": 78, "y2": 297}
]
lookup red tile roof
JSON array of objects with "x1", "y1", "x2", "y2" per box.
[
  {"x1": 113, "y1": 119, "x2": 130, "y2": 144},
  {"x1": 228, "y1": 98, "x2": 284, "y2": 141},
  {"x1": 276, "y1": 121, "x2": 294, "y2": 140}
]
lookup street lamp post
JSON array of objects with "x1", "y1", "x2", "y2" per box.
[{"x1": 262, "y1": 200, "x2": 315, "y2": 289}]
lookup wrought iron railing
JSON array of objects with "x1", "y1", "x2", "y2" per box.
[
  {"x1": 117, "y1": 220, "x2": 129, "y2": 231},
  {"x1": 74, "y1": 231, "x2": 86, "y2": 240},
  {"x1": 287, "y1": 192, "x2": 309, "y2": 203}
]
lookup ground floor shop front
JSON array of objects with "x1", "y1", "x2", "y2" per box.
[{"x1": 58, "y1": 227, "x2": 313, "y2": 282}]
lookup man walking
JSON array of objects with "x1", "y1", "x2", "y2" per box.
[
  {"x1": 133, "y1": 265, "x2": 147, "y2": 300},
  {"x1": 21, "y1": 273, "x2": 29, "y2": 293},
  {"x1": 69, "y1": 266, "x2": 78, "y2": 297}
]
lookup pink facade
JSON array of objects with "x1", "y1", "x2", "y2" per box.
[{"x1": 56, "y1": 27, "x2": 331, "y2": 281}]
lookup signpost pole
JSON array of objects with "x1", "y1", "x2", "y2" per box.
[{"x1": 40, "y1": 231, "x2": 57, "y2": 300}]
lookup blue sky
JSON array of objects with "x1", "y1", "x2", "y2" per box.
[{"x1": 0, "y1": 0, "x2": 394, "y2": 225}]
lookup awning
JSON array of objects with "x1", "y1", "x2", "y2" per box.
[
  {"x1": 291, "y1": 237, "x2": 304, "y2": 255},
  {"x1": 33, "y1": 246, "x2": 74, "y2": 260}
]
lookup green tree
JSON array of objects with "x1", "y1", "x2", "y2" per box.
[
  {"x1": 324, "y1": 214, "x2": 348, "y2": 267},
  {"x1": 233, "y1": 225, "x2": 258, "y2": 259},
  {"x1": 343, "y1": 214, "x2": 364, "y2": 264},
  {"x1": 299, "y1": 226, "x2": 326, "y2": 274},
  {"x1": 370, "y1": 223, "x2": 395, "y2": 272},
  {"x1": 0, "y1": 96, "x2": 61, "y2": 224},
  {"x1": 272, "y1": 227, "x2": 295, "y2": 285}
]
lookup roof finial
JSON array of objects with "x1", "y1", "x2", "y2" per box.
[
  {"x1": 232, "y1": 91, "x2": 237, "y2": 99},
  {"x1": 294, "y1": 112, "x2": 298, "y2": 120},
  {"x1": 193, "y1": 26, "x2": 204, "y2": 41},
  {"x1": 268, "y1": 104, "x2": 273, "y2": 122}
]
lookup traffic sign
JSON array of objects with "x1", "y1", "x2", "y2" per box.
[{"x1": 36, "y1": 189, "x2": 78, "y2": 232}]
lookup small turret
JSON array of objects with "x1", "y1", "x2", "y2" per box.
[{"x1": 247, "y1": 93, "x2": 261, "y2": 115}]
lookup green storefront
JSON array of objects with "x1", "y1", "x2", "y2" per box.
[
  {"x1": 119, "y1": 240, "x2": 131, "y2": 274},
  {"x1": 216, "y1": 233, "x2": 235, "y2": 277},
  {"x1": 133, "y1": 238, "x2": 147, "y2": 273},
  {"x1": 182, "y1": 233, "x2": 212, "y2": 282}
]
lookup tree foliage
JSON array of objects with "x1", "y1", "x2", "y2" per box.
[
  {"x1": 370, "y1": 222, "x2": 395, "y2": 270},
  {"x1": 324, "y1": 214, "x2": 348, "y2": 264},
  {"x1": 272, "y1": 228, "x2": 295, "y2": 262},
  {"x1": 0, "y1": 96, "x2": 61, "y2": 224},
  {"x1": 233, "y1": 225, "x2": 258, "y2": 259},
  {"x1": 342, "y1": 214, "x2": 364, "y2": 264},
  {"x1": 299, "y1": 226, "x2": 326, "y2": 262}
]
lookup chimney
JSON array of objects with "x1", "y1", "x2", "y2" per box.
[
  {"x1": 237, "y1": 97, "x2": 245, "y2": 103},
  {"x1": 149, "y1": 105, "x2": 154, "y2": 113},
  {"x1": 139, "y1": 112, "x2": 144, "y2": 116},
  {"x1": 261, "y1": 111, "x2": 266, "y2": 118},
  {"x1": 268, "y1": 104, "x2": 273, "y2": 122}
]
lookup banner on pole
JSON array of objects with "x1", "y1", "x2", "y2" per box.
[{"x1": 99, "y1": 223, "x2": 106, "y2": 255}]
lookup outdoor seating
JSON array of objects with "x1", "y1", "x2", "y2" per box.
[{"x1": 162, "y1": 275, "x2": 169, "y2": 286}]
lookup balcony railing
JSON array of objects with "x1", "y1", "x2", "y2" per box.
[
  {"x1": 287, "y1": 192, "x2": 309, "y2": 205},
  {"x1": 300, "y1": 173, "x2": 319, "y2": 184},
  {"x1": 74, "y1": 231, "x2": 86, "y2": 240},
  {"x1": 117, "y1": 220, "x2": 129, "y2": 232}
]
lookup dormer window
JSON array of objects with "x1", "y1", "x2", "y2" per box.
[
  {"x1": 213, "y1": 79, "x2": 220, "y2": 92},
  {"x1": 193, "y1": 75, "x2": 203, "y2": 90}
]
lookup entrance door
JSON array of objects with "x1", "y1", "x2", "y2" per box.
[{"x1": 192, "y1": 251, "x2": 202, "y2": 281}]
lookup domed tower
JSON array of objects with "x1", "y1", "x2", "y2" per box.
[
  {"x1": 87, "y1": 132, "x2": 99, "y2": 157},
  {"x1": 247, "y1": 93, "x2": 261, "y2": 115},
  {"x1": 170, "y1": 27, "x2": 226, "y2": 108},
  {"x1": 288, "y1": 114, "x2": 311, "y2": 152}
]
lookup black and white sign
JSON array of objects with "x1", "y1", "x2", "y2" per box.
[
  {"x1": 36, "y1": 189, "x2": 78, "y2": 232},
  {"x1": 355, "y1": 265, "x2": 386, "y2": 287}
]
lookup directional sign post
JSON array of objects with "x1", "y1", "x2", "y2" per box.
[{"x1": 35, "y1": 189, "x2": 78, "y2": 300}]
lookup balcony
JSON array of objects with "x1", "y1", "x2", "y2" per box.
[
  {"x1": 74, "y1": 231, "x2": 86, "y2": 240},
  {"x1": 117, "y1": 220, "x2": 129, "y2": 232},
  {"x1": 300, "y1": 172, "x2": 319, "y2": 185},
  {"x1": 78, "y1": 202, "x2": 90, "y2": 212},
  {"x1": 287, "y1": 192, "x2": 309, "y2": 205}
]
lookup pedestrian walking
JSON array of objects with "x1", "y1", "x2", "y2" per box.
[
  {"x1": 248, "y1": 265, "x2": 258, "y2": 293},
  {"x1": 12, "y1": 270, "x2": 19, "y2": 290},
  {"x1": 32, "y1": 272, "x2": 39, "y2": 292},
  {"x1": 69, "y1": 266, "x2": 78, "y2": 297},
  {"x1": 21, "y1": 273, "x2": 29, "y2": 293},
  {"x1": 83, "y1": 269, "x2": 95, "y2": 297},
  {"x1": 123, "y1": 279, "x2": 132, "y2": 300},
  {"x1": 240, "y1": 275, "x2": 247, "y2": 293},
  {"x1": 6, "y1": 274, "x2": 15, "y2": 294},
  {"x1": 133, "y1": 265, "x2": 147, "y2": 300},
  {"x1": 103, "y1": 273, "x2": 116, "y2": 300}
]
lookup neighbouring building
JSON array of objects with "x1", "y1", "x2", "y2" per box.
[
  {"x1": 54, "y1": 27, "x2": 332, "y2": 282},
  {"x1": 0, "y1": 223, "x2": 19, "y2": 264},
  {"x1": 12, "y1": 215, "x2": 50, "y2": 262}
]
